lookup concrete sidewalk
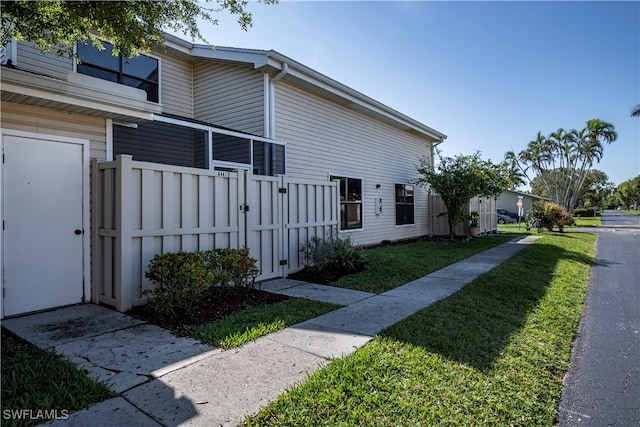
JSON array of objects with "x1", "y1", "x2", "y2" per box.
[{"x1": 2, "y1": 235, "x2": 539, "y2": 426}]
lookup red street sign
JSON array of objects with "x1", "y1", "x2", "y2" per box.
[{"x1": 517, "y1": 199, "x2": 523, "y2": 208}]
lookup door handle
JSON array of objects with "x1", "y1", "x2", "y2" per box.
[{"x1": 75, "y1": 229, "x2": 82, "y2": 235}]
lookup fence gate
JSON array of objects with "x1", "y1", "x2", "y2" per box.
[
  {"x1": 245, "y1": 174, "x2": 282, "y2": 281},
  {"x1": 246, "y1": 174, "x2": 339, "y2": 281}
]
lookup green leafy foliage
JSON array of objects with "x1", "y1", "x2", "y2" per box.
[
  {"x1": 468, "y1": 210, "x2": 479, "y2": 227},
  {"x1": 299, "y1": 233, "x2": 366, "y2": 274},
  {"x1": 526, "y1": 201, "x2": 570, "y2": 232},
  {"x1": 1, "y1": 0, "x2": 278, "y2": 58},
  {"x1": 214, "y1": 248, "x2": 260, "y2": 289},
  {"x1": 614, "y1": 175, "x2": 640, "y2": 209},
  {"x1": 416, "y1": 150, "x2": 511, "y2": 240},
  {"x1": 144, "y1": 248, "x2": 259, "y2": 319}
]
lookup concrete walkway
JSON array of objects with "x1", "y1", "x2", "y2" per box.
[{"x1": 2, "y1": 235, "x2": 539, "y2": 426}]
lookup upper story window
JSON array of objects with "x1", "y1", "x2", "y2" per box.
[{"x1": 76, "y1": 41, "x2": 159, "y2": 102}]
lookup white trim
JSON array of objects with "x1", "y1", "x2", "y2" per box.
[
  {"x1": 263, "y1": 72, "x2": 270, "y2": 138},
  {"x1": 155, "y1": 54, "x2": 163, "y2": 105},
  {"x1": 106, "y1": 118, "x2": 113, "y2": 161},
  {"x1": 0, "y1": 129, "x2": 91, "y2": 319},
  {"x1": 211, "y1": 161, "x2": 251, "y2": 172}
]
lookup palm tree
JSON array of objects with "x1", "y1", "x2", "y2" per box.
[
  {"x1": 632, "y1": 104, "x2": 640, "y2": 117},
  {"x1": 565, "y1": 119, "x2": 617, "y2": 212},
  {"x1": 503, "y1": 151, "x2": 527, "y2": 190}
]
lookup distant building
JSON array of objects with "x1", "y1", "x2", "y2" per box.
[{"x1": 497, "y1": 190, "x2": 547, "y2": 217}]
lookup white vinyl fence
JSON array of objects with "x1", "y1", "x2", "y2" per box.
[
  {"x1": 429, "y1": 195, "x2": 497, "y2": 237},
  {"x1": 91, "y1": 155, "x2": 338, "y2": 312}
]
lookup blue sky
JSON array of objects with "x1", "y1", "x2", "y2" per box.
[{"x1": 190, "y1": 1, "x2": 639, "y2": 188}]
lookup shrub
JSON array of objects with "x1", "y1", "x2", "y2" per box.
[
  {"x1": 526, "y1": 202, "x2": 569, "y2": 232},
  {"x1": 526, "y1": 202, "x2": 553, "y2": 232},
  {"x1": 299, "y1": 235, "x2": 336, "y2": 273},
  {"x1": 543, "y1": 202, "x2": 568, "y2": 232},
  {"x1": 213, "y1": 248, "x2": 259, "y2": 289},
  {"x1": 144, "y1": 251, "x2": 214, "y2": 318},
  {"x1": 331, "y1": 234, "x2": 365, "y2": 271},
  {"x1": 299, "y1": 232, "x2": 366, "y2": 274},
  {"x1": 144, "y1": 248, "x2": 259, "y2": 318}
]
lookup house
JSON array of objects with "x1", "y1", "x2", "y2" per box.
[
  {"x1": 497, "y1": 190, "x2": 547, "y2": 218},
  {"x1": 0, "y1": 34, "x2": 446, "y2": 317}
]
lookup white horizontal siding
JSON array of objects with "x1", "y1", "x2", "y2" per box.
[
  {"x1": 275, "y1": 82, "x2": 432, "y2": 246},
  {"x1": 0, "y1": 102, "x2": 107, "y2": 160},
  {"x1": 193, "y1": 62, "x2": 264, "y2": 136},
  {"x1": 156, "y1": 52, "x2": 193, "y2": 118},
  {"x1": 15, "y1": 41, "x2": 73, "y2": 80}
]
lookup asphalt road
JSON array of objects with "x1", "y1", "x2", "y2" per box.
[{"x1": 557, "y1": 210, "x2": 640, "y2": 426}]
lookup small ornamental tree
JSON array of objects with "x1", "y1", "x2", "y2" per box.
[{"x1": 416, "y1": 151, "x2": 510, "y2": 240}]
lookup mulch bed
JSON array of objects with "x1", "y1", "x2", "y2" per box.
[
  {"x1": 288, "y1": 261, "x2": 368, "y2": 285},
  {"x1": 127, "y1": 287, "x2": 290, "y2": 334},
  {"x1": 1, "y1": 329, "x2": 42, "y2": 358}
]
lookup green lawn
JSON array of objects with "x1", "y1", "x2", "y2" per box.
[
  {"x1": 189, "y1": 298, "x2": 340, "y2": 349},
  {"x1": 246, "y1": 232, "x2": 596, "y2": 426},
  {"x1": 333, "y1": 236, "x2": 513, "y2": 293},
  {"x1": 572, "y1": 217, "x2": 600, "y2": 227},
  {"x1": 1, "y1": 346, "x2": 114, "y2": 427}
]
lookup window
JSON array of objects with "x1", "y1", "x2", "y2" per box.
[
  {"x1": 77, "y1": 41, "x2": 159, "y2": 102},
  {"x1": 395, "y1": 184, "x2": 415, "y2": 225},
  {"x1": 331, "y1": 176, "x2": 362, "y2": 230}
]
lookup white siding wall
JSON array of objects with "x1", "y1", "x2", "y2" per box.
[
  {"x1": 15, "y1": 41, "x2": 73, "y2": 80},
  {"x1": 193, "y1": 62, "x2": 265, "y2": 136},
  {"x1": 0, "y1": 102, "x2": 107, "y2": 160},
  {"x1": 274, "y1": 82, "x2": 432, "y2": 246},
  {"x1": 156, "y1": 52, "x2": 193, "y2": 118}
]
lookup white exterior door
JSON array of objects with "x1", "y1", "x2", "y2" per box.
[{"x1": 2, "y1": 132, "x2": 87, "y2": 316}]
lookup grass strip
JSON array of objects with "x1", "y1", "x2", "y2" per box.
[
  {"x1": 247, "y1": 232, "x2": 596, "y2": 426},
  {"x1": 1, "y1": 351, "x2": 114, "y2": 427},
  {"x1": 189, "y1": 298, "x2": 340, "y2": 349},
  {"x1": 334, "y1": 235, "x2": 513, "y2": 293},
  {"x1": 572, "y1": 217, "x2": 601, "y2": 227}
]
